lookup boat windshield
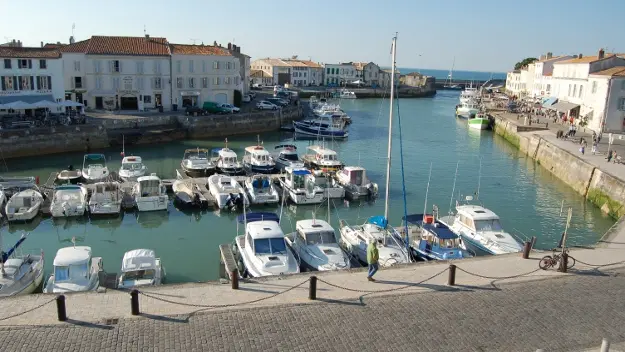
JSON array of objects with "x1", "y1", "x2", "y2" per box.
[
  {"x1": 474, "y1": 219, "x2": 503, "y2": 232},
  {"x1": 302, "y1": 231, "x2": 337, "y2": 245},
  {"x1": 323, "y1": 154, "x2": 337, "y2": 161},
  {"x1": 54, "y1": 263, "x2": 88, "y2": 282},
  {"x1": 123, "y1": 269, "x2": 155, "y2": 280},
  {"x1": 281, "y1": 153, "x2": 299, "y2": 161},
  {"x1": 254, "y1": 238, "x2": 288, "y2": 255},
  {"x1": 222, "y1": 156, "x2": 237, "y2": 164},
  {"x1": 293, "y1": 174, "x2": 306, "y2": 189},
  {"x1": 185, "y1": 151, "x2": 207, "y2": 160},
  {"x1": 255, "y1": 153, "x2": 269, "y2": 162},
  {"x1": 122, "y1": 163, "x2": 143, "y2": 170}
]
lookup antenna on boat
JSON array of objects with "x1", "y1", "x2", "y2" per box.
[
  {"x1": 476, "y1": 157, "x2": 482, "y2": 201},
  {"x1": 71, "y1": 236, "x2": 76, "y2": 248},
  {"x1": 225, "y1": 138, "x2": 228, "y2": 149},
  {"x1": 257, "y1": 134, "x2": 260, "y2": 146},
  {"x1": 448, "y1": 161, "x2": 459, "y2": 215},
  {"x1": 422, "y1": 163, "x2": 432, "y2": 223},
  {"x1": 120, "y1": 134, "x2": 125, "y2": 157}
]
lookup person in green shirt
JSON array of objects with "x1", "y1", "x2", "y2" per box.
[{"x1": 367, "y1": 239, "x2": 379, "y2": 282}]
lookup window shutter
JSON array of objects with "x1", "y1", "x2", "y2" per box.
[
  {"x1": 47, "y1": 76, "x2": 52, "y2": 90},
  {"x1": 36, "y1": 76, "x2": 41, "y2": 90},
  {"x1": 1, "y1": 77, "x2": 5, "y2": 91},
  {"x1": 119, "y1": 61, "x2": 123, "y2": 73},
  {"x1": 17, "y1": 77, "x2": 22, "y2": 90},
  {"x1": 28, "y1": 60, "x2": 32, "y2": 69},
  {"x1": 30, "y1": 76, "x2": 34, "y2": 90},
  {"x1": 109, "y1": 60, "x2": 113, "y2": 72}
]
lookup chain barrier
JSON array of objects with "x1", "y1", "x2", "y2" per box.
[
  {"x1": 138, "y1": 278, "x2": 309, "y2": 309},
  {"x1": 316, "y1": 267, "x2": 449, "y2": 294},
  {"x1": 574, "y1": 258, "x2": 625, "y2": 268},
  {"x1": 455, "y1": 266, "x2": 542, "y2": 280},
  {"x1": 0, "y1": 297, "x2": 56, "y2": 322}
]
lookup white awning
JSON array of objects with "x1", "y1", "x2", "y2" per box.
[
  {"x1": 4, "y1": 101, "x2": 35, "y2": 109},
  {"x1": 60, "y1": 100, "x2": 84, "y2": 107},
  {"x1": 33, "y1": 100, "x2": 60, "y2": 108},
  {"x1": 550, "y1": 101, "x2": 579, "y2": 112}
]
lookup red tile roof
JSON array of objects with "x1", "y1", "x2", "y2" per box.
[
  {"x1": 169, "y1": 44, "x2": 232, "y2": 56},
  {"x1": 58, "y1": 39, "x2": 91, "y2": 53},
  {"x1": 43, "y1": 43, "x2": 66, "y2": 49},
  {"x1": 0, "y1": 47, "x2": 60, "y2": 58},
  {"x1": 59, "y1": 36, "x2": 170, "y2": 56}
]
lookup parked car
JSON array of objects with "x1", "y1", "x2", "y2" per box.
[
  {"x1": 219, "y1": 103, "x2": 240, "y2": 113},
  {"x1": 274, "y1": 91, "x2": 291, "y2": 101},
  {"x1": 202, "y1": 101, "x2": 230, "y2": 114},
  {"x1": 185, "y1": 106, "x2": 205, "y2": 116},
  {"x1": 248, "y1": 91, "x2": 256, "y2": 99},
  {"x1": 257, "y1": 101, "x2": 279, "y2": 110},
  {"x1": 242, "y1": 95, "x2": 252, "y2": 103},
  {"x1": 266, "y1": 98, "x2": 288, "y2": 107}
]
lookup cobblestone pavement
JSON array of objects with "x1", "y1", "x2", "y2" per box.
[{"x1": 1, "y1": 267, "x2": 624, "y2": 352}]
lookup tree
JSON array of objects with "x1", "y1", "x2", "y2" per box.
[
  {"x1": 514, "y1": 57, "x2": 538, "y2": 70},
  {"x1": 233, "y1": 90, "x2": 242, "y2": 108}
]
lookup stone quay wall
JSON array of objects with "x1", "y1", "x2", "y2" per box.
[{"x1": 492, "y1": 113, "x2": 625, "y2": 219}]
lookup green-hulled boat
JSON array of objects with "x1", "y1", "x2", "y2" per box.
[{"x1": 468, "y1": 112, "x2": 490, "y2": 130}]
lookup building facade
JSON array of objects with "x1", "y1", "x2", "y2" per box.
[
  {"x1": 170, "y1": 43, "x2": 241, "y2": 107},
  {"x1": 586, "y1": 68, "x2": 625, "y2": 132},
  {"x1": 531, "y1": 54, "x2": 573, "y2": 98},
  {"x1": 323, "y1": 63, "x2": 358, "y2": 86},
  {"x1": 0, "y1": 46, "x2": 65, "y2": 110},
  {"x1": 226, "y1": 43, "x2": 250, "y2": 95},
  {"x1": 250, "y1": 69, "x2": 272, "y2": 86},
  {"x1": 505, "y1": 71, "x2": 522, "y2": 96},
  {"x1": 250, "y1": 58, "x2": 322, "y2": 86}
]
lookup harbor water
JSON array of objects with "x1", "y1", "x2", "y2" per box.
[{"x1": 1, "y1": 90, "x2": 615, "y2": 283}]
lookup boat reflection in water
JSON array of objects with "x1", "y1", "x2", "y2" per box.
[
  {"x1": 135, "y1": 210, "x2": 169, "y2": 229},
  {"x1": 5, "y1": 214, "x2": 43, "y2": 234}
]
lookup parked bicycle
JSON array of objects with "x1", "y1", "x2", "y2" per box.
[{"x1": 539, "y1": 248, "x2": 576, "y2": 270}]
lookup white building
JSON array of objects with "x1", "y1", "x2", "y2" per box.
[
  {"x1": 250, "y1": 58, "x2": 291, "y2": 86},
  {"x1": 324, "y1": 63, "x2": 358, "y2": 86},
  {"x1": 587, "y1": 67, "x2": 625, "y2": 132},
  {"x1": 226, "y1": 43, "x2": 250, "y2": 95},
  {"x1": 170, "y1": 43, "x2": 241, "y2": 107},
  {"x1": 60, "y1": 35, "x2": 172, "y2": 111},
  {"x1": 531, "y1": 53, "x2": 573, "y2": 98},
  {"x1": 250, "y1": 58, "x2": 322, "y2": 86},
  {"x1": 505, "y1": 70, "x2": 522, "y2": 96},
  {"x1": 0, "y1": 46, "x2": 65, "y2": 111},
  {"x1": 250, "y1": 69, "x2": 272, "y2": 86}
]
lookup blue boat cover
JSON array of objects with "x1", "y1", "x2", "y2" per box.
[
  {"x1": 292, "y1": 169, "x2": 310, "y2": 176},
  {"x1": 403, "y1": 214, "x2": 458, "y2": 240},
  {"x1": 56, "y1": 185, "x2": 83, "y2": 190},
  {"x1": 367, "y1": 216, "x2": 388, "y2": 228},
  {"x1": 211, "y1": 148, "x2": 223, "y2": 153},
  {"x1": 85, "y1": 154, "x2": 105, "y2": 160},
  {"x1": 236, "y1": 212, "x2": 280, "y2": 224}
]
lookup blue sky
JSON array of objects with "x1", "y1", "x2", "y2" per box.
[{"x1": 1, "y1": 0, "x2": 624, "y2": 72}]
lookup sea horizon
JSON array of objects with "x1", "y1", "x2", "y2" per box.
[{"x1": 391, "y1": 67, "x2": 507, "y2": 81}]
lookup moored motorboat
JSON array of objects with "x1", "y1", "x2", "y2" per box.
[
  {"x1": 0, "y1": 233, "x2": 45, "y2": 297},
  {"x1": 118, "y1": 156, "x2": 147, "y2": 181},
  {"x1": 277, "y1": 167, "x2": 324, "y2": 205},
  {"x1": 117, "y1": 249, "x2": 164, "y2": 288},
  {"x1": 5, "y1": 189, "x2": 43, "y2": 222},
  {"x1": 56, "y1": 166, "x2": 82, "y2": 184},
  {"x1": 273, "y1": 145, "x2": 305, "y2": 171},
  {"x1": 335, "y1": 166, "x2": 378, "y2": 199},
  {"x1": 245, "y1": 174, "x2": 279, "y2": 205},
  {"x1": 285, "y1": 219, "x2": 351, "y2": 271},
  {"x1": 242, "y1": 141, "x2": 275, "y2": 174},
  {"x1": 293, "y1": 116, "x2": 348, "y2": 139},
  {"x1": 207, "y1": 174, "x2": 248, "y2": 210},
  {"x1": 468, "y1": 112, "x2": 490, "y2": 130},
  {"x1": 133, "y1": 175, "x2": 168, "y2": 212},
  {"x1": 82, "y1": 154, "x2": 110, "y2": 183},
  {"x1": 211, "y1": 143, "x2": 244, "y2": 175},
  {"x1": 301, "y1": 145, "x2": 344, "y2": 172},
  {"x1": 309, "y1": 170, "x2": 345, "y2": 199},
  {"x1": 456, "y1": 100, "x2": 480, "y2": 119},
  {"x1": 339, "y1": 89, "x2": 357, "y2": 99},
  {"x1": 88, "y1": 182, "x2": 122, "y2": 216},
  {"x1": 50, "y1": 185, "x2": 88, "y2": 218},
  {"x1": 172, "y1": 179, "x2": 208, "y2": 208},
  {"x1": 181, "y1": 148, "x2": 215, "y2": 177},
  {"x1": 43, "y1": 245, "x2": 102, "y2": 293}
]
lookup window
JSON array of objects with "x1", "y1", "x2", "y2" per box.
[
  {"x1": 144, "y1": 95, "x2": 151, "y2": 104},
  {"x1": 21, "y1": 76, "x2": 32, "y2": 90},
  {"x1": 326, "y1": 68, "x2": 330, "y2": 74},
  {"x1": 568, "y1": 84, "x2": 572, "y2": 96},
  {"x1": 2, "y1": 76, "x2": 14, "y2": 90},
  {"x1": 227, "y1": 62, "x2": 231, "y2": 70},
  {"x1": 73, "y1": 60, "x2": 80, "y2": 71},
  {"x1": 111, "y1": 60, "x2": 120, "y2": 73},
  {"x1": 546, "y1": 84, "x2": 551, "y2": 92},
  {"x1": 253, "y1": 238, "x2": 287, "y2": 255},
  {"x1": 154, "y1": 61, "x2": 161, "y2": 74},
  {"x1": 54, "y1": 266, "x2": 69, "y2": 282},
  {"x1": 95, "y1": 76, "x2": 102, "y2": 89},
  {"x1": 39, "y1": 60, "x2": 47, "y2": 69},
  {"x1": 3, "y1": 59, "x2": 11, "y2": 69},
  {"x1": 153, "y1": 77, "x2": 162, "y2": 89},
  {"x1": 213, "y1": 61, "x2": 219, "y2": 69},
  {"x1": 579, "y1": 85, "x2": 583, "y2": 98},
  {"x1": 18, "y1": 59, "x2": 32, "y2": 69},
  {"x1": 137, "y1": 77, "x2": 144, "y2": 90},
  {"x1": 74, "y1": 77, "x2": 82, "y2": 89},
  {"x1": 176, "y1": 77, "x2": 183, "y2": 88},
  {"x1": 572, "y1": 84, "x2": 577, "y2": 97},
  {"x1": 94, "y1": 60, "x2": 101, "y2": 73},
  {"x1": 303, "y1": 72, "x2": 307, "y2": 78},
  {"x1": 202, "y1": 61, "x2": 206, "y2": 73},
  {"x1": 474, "y1": 219, "x2": 503, "y2": 232},
  {"x1": 124, "y1": 78, "x2": 132, "y2": 90},
  {"x1": 202, "y1": 77, "x2": 208, "y2": 88},
  {"x1": 189, "y1": 60, "x2": 194, "y2": 73},
  {"x1": 37, "y1": 75, "x2": 51, "y2": 90},
  {"x1": 225, "y1": 77, "x2": 231, "y2": 84},
  {"x1": 112, "y1": 77, "x2": 120, "y2": 89},
  {"x1": 176, "y1": 60, "x2": 182, "y2": 73},
  {"x1": 188, "y1": 77, "x2": 195, "y2": 88},
  {"x1": 213, "y1": 77, "x2": 219, "y2": 85},
  {"x1": 619, "y1": 98, "x2": 625, "y2": 111},
  {"x1": 136, "y1": 61, "x2": 144, "y2": 74},
  {"x1": 235, "y1": 76, "x2": 239, "y2": 85}
]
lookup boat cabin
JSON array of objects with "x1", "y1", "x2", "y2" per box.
[
  {"x1": 137, "y1": 175, "x2": 166, "y2": 197},
  {"x1": 401, "y1": 214, "x2": 464, "y2": 254},
  {"x1": 454, "y1": 205, "x2": 504, "y2": 234},
  {"x1": 120, "y1": 249, "x2": 158, "y2": 283},
  {"x1": 302, "y1": 145, "x2": 342, "y2": 170},
  {"x1": 245, "y1": 145, "x2": 272, "y2": 163},
  {"x1": 212, "y1": 148, "x2": 238, "y2": 165},
  {"x1": 121, "y1": 156, "x2": 144, "y2": 170},
  {"x1": 183, "y1": 148, "x2": 209, "y2": 161},
  {"x1": 275, "y1": 145, "x2": 299, "y2": 161},
  {"x1": 284, "y1": 167, "x2": 313, "y2": 189},
  {"x1": 52, "y1": 246, "x2": 96, "y2": 286},
  {"x1": 296, "y1": 219, "x2": 338, "y2": 246},
  {"x1": 83, "y1": 154, "x2": 107, "y2": 168},
  {"x1": 338, "y1": 166, "x2": 368, "y2": 186}
]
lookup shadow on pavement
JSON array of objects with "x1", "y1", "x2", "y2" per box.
[{"x1": 66, "y1": 318, "x2": 115, "y2": 330}]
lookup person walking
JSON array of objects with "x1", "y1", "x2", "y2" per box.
[
  {"x1": 366, "y1": 239, "x2": 379, "y2": 282},
  {"x1": 592, "y1": 141, "x2": 598, "y2": 155}
]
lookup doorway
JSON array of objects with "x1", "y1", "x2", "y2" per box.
[
  {"x1": 95, "y1": 97, "x2": 103, "y2": 109},
  {"x1": 155, "y1": 94, "x2": 162, "y2": 107},
  {"x1": 182, "y1": 95, "x2": 197, "y2": 107},
  {"x1": 75, "y1": 93, "x2": 83, "y2": 105},
  {"x1": 120, "y1": 96, "x2": 138, "y2": 110}
]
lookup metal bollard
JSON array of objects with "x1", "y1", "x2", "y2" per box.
[
  {"x1": 600, "y1": 338, "x2": 610, "y2": 352},
  {"x1": 522, "y1": 241, "x2": 531, "y2": 259},
  {"x1": 558, "y1": 252, "x2": 569, "y2": 273},
  {"x1": 447, "y1": 264, "x2": 456, "y2": 286},
  {"x1": 56, "y1": 294, "x2": 67, "y2": 321},
  {"x1": 530, "y1": 236, "x2": 537, "y2": 250},
  {"x1": 309, "y1": 276, "x2": 317, "y2": 300},
  {"x1": 231, "y1": 269, "x2": 239, "y2": 290},
  {"x1": 130, "y1": 289, "x2": 140, "y2": 316}
]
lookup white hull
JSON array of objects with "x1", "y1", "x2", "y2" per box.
[
  {"x1": 6, "y1": 207, "x2": 40, "y2": 222},
  {"x1": 51, "y1": 207, "x2": 86, "y2": 218},
  {"x1": 208, "y1": 175, "x2": 249, "y2": 209},
  {"x1": 89, "y1": 202, "x2": 121, "y2": 215},
  {"x1": 0, "y1": 257, "x2": 45, "y2": 297},
  {"x1": 5, "y1": 190, "x2": 43, "y2": 222},
  {"x1": 339, "y1": 224, "x2": 410, "y2": 267},
  {"x1": 322, "y1": 187, "x2": 345, "y2": 199},
  {"x1": 135, "y1": 196, "x2": 168, "y2": 212},
  {"x1": 82, "y1": 168, "x2": 109, "y2": 183},
  {"x1": 468, "y1": 122, "x2": 489, "y2": 130},
  {"x1": 235, "y1": 236, "x2": 300, "y2": 277},
  {"x1": 246, "y1": 188, "x2": 280, "y2": 205},
  {"x1": 118, "y1": 171, "x2": 146, "y2": 182}
]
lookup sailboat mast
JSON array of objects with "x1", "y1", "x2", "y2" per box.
[{"x1": 383, "y1": 34, "x2": 397, "y2": 222}]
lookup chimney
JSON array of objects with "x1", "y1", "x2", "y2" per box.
[
  {"x1": 41, "y1": 41, "x2": 44, "y2": 48},
  {"x1": 57, "y1": 41, "x2": 61, "y2": 45},
  {"x1": 547, "y1": 52, "x2": 553, "y2": 59},
  {"x1": 69, "y1": 36, "x2": 75, "y2": 44},
  {"x1": 145, "y1": 34, "x2": 150, "y2": 39},
  {"x1": 539, "y1": 54, "x2": 546, "y2": 61},
  {"x1": 236, "y1": 46, "x2": 240, "y2": 53},
  {"x1": 232, "y1": 44, "x2": 236, "y2": 52},
  {"x1": 579, "y1": 53, "x2": 583, "y2": 59},
  {"x1": 599, "y1": 48, "x2": 605, "y2": 59},
  {"x1": 227, "y1": 42, "x2": 232, "y2": 50},
  {"x1": 12, "y1": 39, "x2": 15, "y2": 44},
  {"x1": 213, "y1": 40, "x2": 217, "y2": 46},
  {"x1": 573, "y1": 54, "x2": 578, "y2": 59}
]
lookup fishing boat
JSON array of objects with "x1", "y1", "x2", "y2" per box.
[
  {"x1": 180, "y1": 148, "x2": 215, "y2": 177},
  {"x1": 234, "y1": 212, "x2": 300, "y2": 277},
  {"x1": 339, "y1": 89, "x2": 357, "y2": 99},
  {"x1": 468, "y1": 111, "x2": 490, "y2": 130},
  {"x1": 0, "y1": 233, "x2": 45, "y2": 297},
  {"x1": 460, "y1": 84, "x2": 479, "y2": 104},
  {"x1": 172, "y1": 179, "x2": 208, "y2": 208},
  {"x1": 81, "y1": 154, "x2": 109, "y2": 183},
  {"x1": 118, "y1": 156, "x2": 147, "y2": 181},
  {"x1": 211, "y1": 141, "x2": 244, "y2": 175},
  {"x1": 313, "y1": 104, "x2": 351, "y2": 125},
  {"x1": 285, "y1": 219, "x2": 351, "y2": 271},
  {"x1": 439, "y1": 196, "x2": 523, "y2": 256},
  {"x1": 56, "y1": 166, "x2": 82, "y2": 184},
  {"x1": 207, "y1": 174, "x2": 248, "y2": 210},
  {"x1": 133, "y1": 175, "x2": 168, "y2": 212},
  {"x1": 293, "y1": 116, "x2": 349, "y2": 139},
  {"x1": 5, "y1": 189, "x2": 43, "y2": 222},
  {"x1": 43, "y1": 245, "x2": 102, "y2": 293},
  {"x1": 273, "y1": 145, "x2": 305, "y2": 171},
  {"x1": 277, "y1": 167, "x2": 324, "y2": 205},
  {"x1": 245, "y1": 174, "x2": 279, "y2": 205},
  {"x1": 117, "y1": 249, "x2": 164, "y2": 288},
  {"x1": 309, "y1": 170, "x2": 345, "y2": 199},
  {"x1": 455, "y1": 100, "x2": 480, "y2": 119},
  {"x1": 301, "y1": 145, "x2": 344, "y2": 172},
  {"x1": 242, "y1": 139, "x2": 275, "y2": 174},
  {"x1": 88, "y1": 182, "x2": 122, "y2": 216},
  {"x1": 335, "y1": 166, "x2": 378, "y2": 199},
  {"x1": 399, "y1": 212, "x2": 472, "y2": 261},
  {"x1": 338, "y1": 35, "x2": 411, "y2": 268},
  {"x1": 50, "y1": 185, "x2": 88, "y2": 218}
]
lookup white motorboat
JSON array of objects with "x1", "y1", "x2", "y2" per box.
[
  {"x1": 82, "y1": 154, "x2": 109, "y2": 183},
  {"x1": 56, "y1": 166, "x2": 82, "y2": 184},
  {"x1": 88, "y1": 182, "x2": 122, "y2": 216},
  {"x1": 181, "y1": 148, "x2": 215, "y2": 177},
  {"x1": 0, "y1": 187, "x2": 5, "y2": 214},
  {"x1": 273, "y1": 145, "x2": 305, "y2": 171},
  {"x1": 309, "y1": 170, "x2": 345, "y2": 199},
  {"x1": 172, "y1": 179, "x2": 208, "y2": 208},
  {"x1": 43, "y1": 245, "x2": 102, "y2": 293},
  {"x1": 0, "y1": 233, "x2": 45, "y2": 297},
  {"x1": 5, "y1": 189, "x2": 43, "y2": 222},
  {"x1": 456, "y1": 100, "x2": 480, "y2": 119},
  {"x1": 339, "y1": 217, "x2": 411, "y2": 267},
  {"x1": 439, "y1": 198, "x2": 523, "y2": 256},
  {"x1": 335, "y1": 166, "x2": 378, "y2": 199},
  {"x1": 460, "y1": 85, "x2": 479, "y2": 104},
  {"x1": 339, "y1": 89, "x2": 357, "y2": 99},
  {"x1": 50, "y1": 185, "x2": 88, "y2": 218},
  {"x1": 243, "y1": 141, "x2": 275, "y2": 174},
  {"x1": 285, "y1": 219, "x2": 351, "y2": 271},
  {"x1": 208, "y1": 174, "x2": 249, "y2": 210},
  {"x1": 0, "y1": 176, "x2": 36, "y2": 191},
  {"x1": 234, "y1": 212, "x2": 300, "y2": 277},
  {"x1": 211, "y1": 145, "x2": 244, "y2": 175},
  {"x1": 118, "y1": 156, "x2": 147, "y2": 181},
  {"x1": 133, "y1": 174, "x2": 168, "y2": 212},
  {"x1": 301, "y1": 145, "x2": 344, "y2": 172},
  {"x1": 245, "y1": 174, "x2": 279, "y2": 205},
  {"x1": 277, "y1": 167, "x2": 324, "y2": 205},
  {"x1": 117, "y1": 249, "x2": 164, "y2": 288}
]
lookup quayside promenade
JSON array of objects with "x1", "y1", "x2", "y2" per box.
[{"x1": 0, "y1": 246, "x2": 625, "y2": 351}]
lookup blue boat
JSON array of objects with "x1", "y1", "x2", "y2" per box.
[
  {"x1": 400, "y1": 214, "x2": 473, "y2": 261},
  {"x1": 293, "y1": 116, "x2": 348, "y2": 139}
]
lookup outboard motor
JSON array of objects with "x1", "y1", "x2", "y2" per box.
[
  {"x1": 225, "y1": 193, "x2": 236, "y2": 211},
  {"x1": 234, "y1": 193, "x2": 245, "y2": 210},
  {"x1": 67, "y1": 165, "x2": 74, "y2": 171}
]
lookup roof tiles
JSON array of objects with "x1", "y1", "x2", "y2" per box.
[
  {"x1": 0, "y1": 47, "x2": 60, "y2": 59},
  {"x1": 591, "y1": 67, "x2": 625, "y2": 77},
  {"x1": 169, "y1": 44, "x2": 231, "y2": 56}
]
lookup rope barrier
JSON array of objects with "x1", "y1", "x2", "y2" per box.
[
  {"x1": 574, "y1": 258, "x2": 625, "y2": 268},
  {"x1": 316, "y1": 267, "x2": 449, "y2": 294},
  {"x1": 455, "y1": 266, "x2": 542, "y2": 280},
  {"x1": 0, "y1": 297, "x2": 56, "y2": 322},
  {"x1": 138, "y1": 278, "x2": 310, "y2": 309}
]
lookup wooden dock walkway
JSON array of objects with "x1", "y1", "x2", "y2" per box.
[{"x1": 219, "y1": 243, "x2": 239, "y2": 281}]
